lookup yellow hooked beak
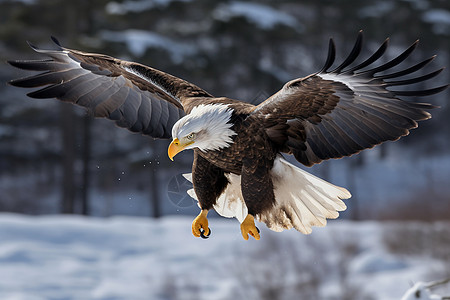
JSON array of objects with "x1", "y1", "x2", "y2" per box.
[{"x1": 168, "y1": 138, "x2": 194, "y2": 161}]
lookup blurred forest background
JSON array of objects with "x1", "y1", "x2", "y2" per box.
[{"x1": 1, "y1": 0, "x2": 449, "y2": 220}]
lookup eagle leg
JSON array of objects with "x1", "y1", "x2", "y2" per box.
[
  {"x1": 240, "y1": 214, "x2": 260, "y2": 240},
  {"x1": 192, "y1": 209, "x2": 211, "y2": 238}
]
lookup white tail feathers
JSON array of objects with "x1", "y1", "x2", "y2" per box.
[
  {"x1": 261, "y1": 157, "x2": 350, "y2": 233},
  {"x1": 183, "y1": 156, "x2": 351, "y2": 234}
]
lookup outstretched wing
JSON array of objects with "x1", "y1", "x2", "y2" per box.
[
  {"x1": 253, "y1": 31, "x2": 447, "y2": 166},
  {"x1": 8, "y1": 37, "x2": 212, "y2": 139}
]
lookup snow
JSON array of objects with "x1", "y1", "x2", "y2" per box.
[
  {"x1": 422, "y1": 9, "x2": 450, "y2": 35},
  {"x1": 100, "y1": 29, "x2": 196, "y2": 62},
  {"x1": 349, "y1": 251, "x2": 408, "y2": 274},
  {"x1": 213, "y1": 2, "x2": 301, "y2": 31},
  {"x1": 422, "y1": 9, "x2": 450, "y2": 25},
  {"x1": 402, "y1": 279, "x2": 450, "y2": 300},
  {"x1": 0, "y1": 214, "x2": 448, "y2": 300},
  {"x1": 358, "y1": 1, "x2": 395, "y2": 18},
  {"x1": 106, "y1": 0, "x2": 193, "y2": 15},
  {"x1": 402, "y1": 0, "x2": 430, "y2": 11}
]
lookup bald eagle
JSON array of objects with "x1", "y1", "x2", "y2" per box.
[{"x1": 9, "y1": 32, "x2": 447, "y2": 240}]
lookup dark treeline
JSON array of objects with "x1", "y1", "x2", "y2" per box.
[{"x1": 0, "y1": 0, "x2": 449, "y2": 219}]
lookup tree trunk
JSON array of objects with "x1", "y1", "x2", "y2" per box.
[
  {"x1": 150, "y1": 165, "x2": 161, "y2": 218},
  {"x1": 149, "y1": 141, "x2": 161, "y2": 218},
  {"x1": 81, "y1": 115, "x2": 92, "y2": 215},
  {"x1": 60, "y1": 104, "x2": 76, "y2": 214}
]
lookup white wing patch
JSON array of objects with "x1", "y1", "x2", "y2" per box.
[
  {"x1": 317, "y1": 73, "x2": 360, "y2": 91},
  {"x1": 124, "y1": 65, "x2": 181, "y2": 103},
  {"x1": 184, "y1": 156, "x2": 351, "y2": 234},
  {"x1": 317, "y1": 73, "x2": 392, "y2": 96}
]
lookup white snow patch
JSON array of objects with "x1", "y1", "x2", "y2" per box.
[
  {"x1": 100, "y1": 29, "x2": 196, "y2": 62},
  {"x1": 422, "y1": 9, "x2": 450, "y2": 35},
  {"x1": 402, "y1": 280, "x2": 450, "y2": 300},
  {"x1": 422, "y1": 9, "x2": 450, "y2": 25},
  {"x1": 106, "y1": 0, "x2": 192, "y2": 15},
  {"x1": 213, "y1": 1, "x2": 301, "y2": 31},
  {"x1": 401, "y1": 0, "x2": 430, "y2": 10},
  {"x1": 359, "y1": 1, "x2": 395, "y2": 18},
  {"x1": 349, "y1": 251, "x2": 408, "y2": 274}
]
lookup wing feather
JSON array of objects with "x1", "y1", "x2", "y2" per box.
[
  {"x1": 137, "y1": 93, "x2": 153, "y2": 135},
  {"x1": 25, "y1": 73, "x2": 96, "y2": 99},
  {"x1": 94, "y1": 81, "x2": 128, "y2": 117},
  {"x1": 318, "y1": 39, "x2": 336, "y2": 73},
  {"x1": 319, "y1": 120, "x2": 357, "y2": 155},
  {"x1": 120, "y1": 89, "x2": 141, "y2": 128},
  {"x1": 376, "y1": 55, "x2": 436, "y2": 79},
  {"x1": 327, "y1": 111, "x2": 371, "y2": 149},
  {"x1": 384, "y1": 68, "x2": 444, "y2": 87},
  {"x1": 112, "y1": 88, "x2": 134, "y2": 127},
  {"x1": 75, "y1": 79, "x2": 115, "y2": 107},
  {"x1": 342, "y1": 38, "x2": 389, "y2": 74},
  {"x1": 10, "y1": 68, "x2": 84, "y2": 88},
  {"x1": 128, "y1": 92, "x2": 144, "y2": 133},
  {"x1": 8, "y1": 59, "x2": 64, "y2": 71},
  {"x1": 357, "y1": 40, "x2": 419, "y2": 76},
  {"x1": 253, "y1": 32, "x2": 447, "y2": 166},
  {"x1": 329, "y1": 30, "x2": 363, "y2": 73},
  {"x1": 149, "y1": 96, "x2": 164, "y2": 137}
]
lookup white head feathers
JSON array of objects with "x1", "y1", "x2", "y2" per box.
[{"x1": 171, "y1": 104, "x2": 237, "y2": 152}]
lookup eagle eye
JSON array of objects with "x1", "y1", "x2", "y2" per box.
[{"x1": 186, "y1": 133, "x2": 196, "y2": 140}]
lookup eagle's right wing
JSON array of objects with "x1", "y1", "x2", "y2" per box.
[{"x1": 9, "y1": 38, "x2": 212, "y2": 139}]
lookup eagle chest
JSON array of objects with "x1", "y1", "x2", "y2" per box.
[{"x1": 198, "y1": 118, "x2": 276, "y2": 174}]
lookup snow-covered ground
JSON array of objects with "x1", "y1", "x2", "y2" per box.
[{"x1": 0, "y1": 214, "x2": 448, "y2": 300}]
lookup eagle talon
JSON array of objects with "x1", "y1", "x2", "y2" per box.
[
  {"x1": 192, "y1": 209, "x2": 210, "y2": 238},
  {"x1": 199, "y1": 227, "x2": 211, "y2": 239},
  {"x1": 240, "y1": 214, "x2": 261, "y2": 240}
]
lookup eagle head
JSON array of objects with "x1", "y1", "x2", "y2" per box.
[{"x1": 168, "y1": 104, "x2": 237, "y2": 160}]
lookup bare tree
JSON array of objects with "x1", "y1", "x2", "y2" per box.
[{"x1": 60, "y1": 103, "x2": 77, "y2": 214}]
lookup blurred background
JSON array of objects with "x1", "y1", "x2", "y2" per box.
[
  {"x1": 1, "y1": 0, "x2": 449, "y2": 219},
  {"x1": 0, "y1": 0, "x2": 449, "y2": 299}
]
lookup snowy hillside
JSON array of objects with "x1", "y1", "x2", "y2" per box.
[{"x1": 0, "y1": 214, "x2": 448, "y2": 300}]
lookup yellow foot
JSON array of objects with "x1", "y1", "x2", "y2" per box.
[
  {"x1": 192, "y1": 209, "x2": 211, "y2": 239},
  {"x1": 240, "y1": 214, "x2": 260, "y2": 240}
]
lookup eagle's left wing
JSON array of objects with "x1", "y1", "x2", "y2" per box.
[{"x1": 252, "y1": 31, "x2": 447, "y2": 166}]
